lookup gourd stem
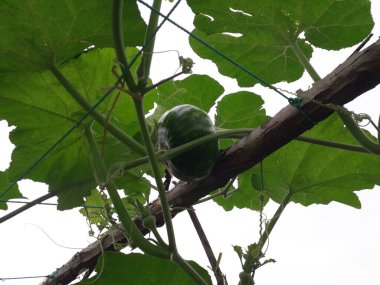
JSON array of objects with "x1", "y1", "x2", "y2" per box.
[
  {"x1": 133, "y1": 99, "x2": 177, "y2": 251},
  {"x1": 110, "y1": 129, "x2": 370, "y2": 182},
  {"x1": 50, "y1": 65, "x2": 146, "y2": 156},
  {"x1": 112, "y1": 0, "x2": 138, "y2": 92},
  {"x1": 84, "y1": 123, "x2": 168, "y2": 258},
  {"x1": 137, "y1": 0, "x2": 162, "y2": 88}
]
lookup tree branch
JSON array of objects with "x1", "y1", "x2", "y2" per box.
[{"x1": 41, "y1": 39, "x2": 380, "y2": 285}]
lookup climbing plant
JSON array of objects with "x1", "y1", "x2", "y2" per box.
[{"x1": 0, "y1": 0, "x2": 379, "y2": 284}]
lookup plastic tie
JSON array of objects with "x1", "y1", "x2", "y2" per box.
[{"x1": 288, "y1": 97, "x2": 317, "y2": 125}]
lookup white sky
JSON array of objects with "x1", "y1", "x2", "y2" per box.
[{"x1": 1, "y1": 1, "x2": 380, "y2": 284}]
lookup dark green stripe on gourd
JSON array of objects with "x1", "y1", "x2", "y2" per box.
[{"x1": 158, "y1": 104, "x2": 219, "y2": 181}]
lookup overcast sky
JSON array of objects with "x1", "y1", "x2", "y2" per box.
[{"x1": 1, "y1": 1, "x2": 380, "y2": 284}]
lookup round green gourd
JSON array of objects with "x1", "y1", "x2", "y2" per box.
[{"x1": 157, "y1": 104, "x2": 219, "y2": 181}]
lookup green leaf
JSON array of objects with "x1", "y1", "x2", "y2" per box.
[
  {"x1": 215, "y1": 91, "x2": 267, "y2": 128},
  {"x1": 0, "y1": 0, "x2": 146, "y2": 71},
  {"x1": 215, "y1": 91, "x2": 268, "y2": 148},
  {"x1": 157, "y1": 74, "x2": 224, "y2": 112},
  {"x1": 0, "y1": 48, "x2": 152, "y2": 210},
  {"x1": 188, "y1": 0, "x2": 374, "y2": 86},
  {"x1": 77, "y1": 252, "x2": 212, "y2": 285},
  {"x1": 255, "y1": 114, "x2": 380, "y2": 208},
  {"x1": 0, "y1": 171, "x2": 23, "y2": 210}
]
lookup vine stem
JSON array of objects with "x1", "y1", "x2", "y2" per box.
[
  {"x1": 238, "y1": 192, "x2": 292, "y2": 285},
  {"x1": 296, "y1": 136, "x2": 370, "y2": 153},
  {"x1": 112, "y1": 128, "x2": 370, "y2": 181},
  {"x1": 84, "y1": 123, "x2": 168, "y2": 258},
  {"x1": 134, "y1": 100, "x2": 209, "y2": 284},
  {"x1": 111, "y1": 0, "x2": 177, "y2": 250},
  {"x1": 290, "y1": 41, "x2": 322, "y2": 82},
  {"x1": 50, "y1": 65, "x2": 146, "y2": 156},
  {"x1": 194, "y1": 177, "x2": 236, "y2": 205},
  {"x1": 111, "y1": 0, "x2": 138, "y2": 92},
  {"x1": 137, "y1": 0, "x2": 163, "y2": 88},
  {"x1": 337, "y1": 112, "x2": 380, "y2": 154},
  {"x1": 257, "y1": 192, "x2": 292, "y2": 250},
  {"x1": 133, "y1": 99, "x2": 177, "y2": 251}
]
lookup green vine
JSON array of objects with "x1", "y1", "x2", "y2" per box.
[
  {"x1": 110, "y1": 127, "x2": 371, "y2": 183},
  {"x1": 110, "y1": 2, "x2": 211, "y2": 283},
  {"x1": 133, "y1": 99, "x2": 178, "y2": 250},
  {"x1": 111, "y1": 0, "x2": 138, "y2": 93},
  {"x1": 338, "y1": 112, "x2": 380, "y2": 154},
  {"x1": 290, "y1": 40, "x2": 321, "y2": 82},
  {"x1": 111, "y1": 0, "x2": 178, "y2": 252},
  {"x1": 84, "y1": 123, "x2": 168, "y2": 258},
  {"x1": 137, "y1": 0, "x2": 163, "y2": 88}
]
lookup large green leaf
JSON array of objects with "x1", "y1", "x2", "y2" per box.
[
  {"x1": 0, "y1": 48, "x2": 154, "y2": 209},
  {"x1": 77, "y1": 252, "x2": 212, "y2": 285},
  {"x1": 255, "y1": 114, "x2": 380, "y2": 208},
  {"x1": 187, "y1": 0, "x2": 374, "y2": 86},
  {"x1": 0, "y1": 0, "x2": 146, "y2": 71}
]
